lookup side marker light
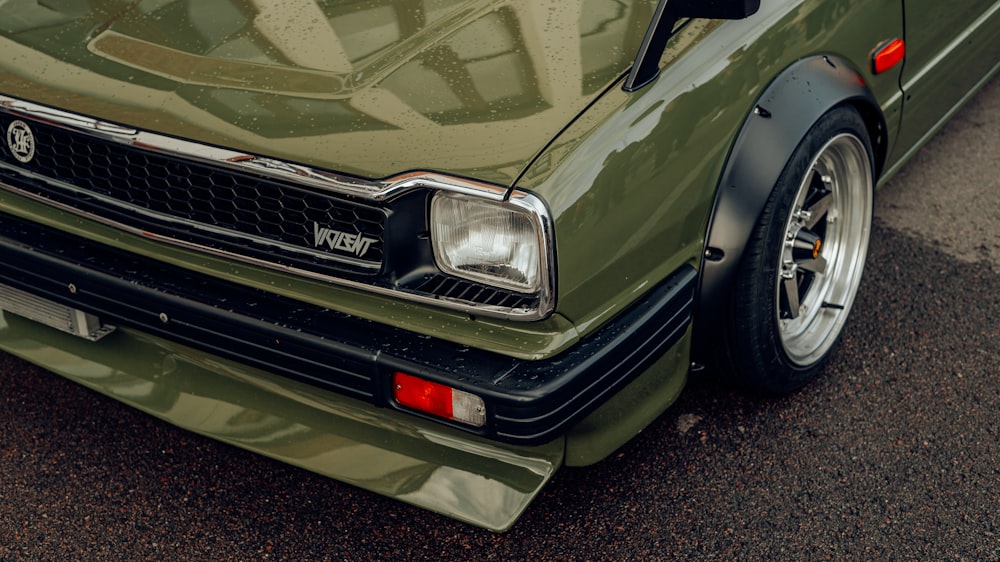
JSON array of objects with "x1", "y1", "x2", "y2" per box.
[{"x1": 872, "y1": 38, "x2": 905, "y2": 75}]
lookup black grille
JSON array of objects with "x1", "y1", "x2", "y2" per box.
[
  {"x1": 414, "y1": 274, "x2": 539, "y2": 310},
  {"x1": 0, "y1": 116, "x2": 386, "y2": 276}
]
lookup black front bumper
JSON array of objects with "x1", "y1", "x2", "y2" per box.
[{"x1": 0, "y1": 211, "x2": 695, "y2": 445}]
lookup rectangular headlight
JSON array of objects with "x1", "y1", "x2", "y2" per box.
[{"x1": 431, "y1": 192, "x2": 543, "y2": 293}]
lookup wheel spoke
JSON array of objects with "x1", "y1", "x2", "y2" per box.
[
  {"x1": 804, "y1": 191, "x2": 833, "y2": 229},
  {"x1": 797, "y1": 255, "x2": 827, "y2": 274},
  {"x1": 782, "y1": 274, "x2": 801, "y2": 319}
]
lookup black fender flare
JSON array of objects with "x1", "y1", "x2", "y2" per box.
[{"x1": 694, "y1": 55, "x2": 887, "y2": 360}]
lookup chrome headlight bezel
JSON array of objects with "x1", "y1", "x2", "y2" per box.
[{"x1": 430, "y1": 192, "x2": 543, "y2": 293}]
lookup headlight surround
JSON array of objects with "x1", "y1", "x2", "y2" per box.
[{"x1": 431, "y1": 192, "x2": 547, "y2": 294}]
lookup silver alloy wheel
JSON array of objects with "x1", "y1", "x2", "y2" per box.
[{"x1": 776, "y1": 133, "x2": 872, "y2": 365}]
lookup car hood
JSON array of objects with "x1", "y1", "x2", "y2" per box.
[{"x1": 0, "y1": 0, "x2": 652, "y2": 183}]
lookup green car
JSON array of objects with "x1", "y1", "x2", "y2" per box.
[{"x1": 0, "y1": 0, "x2": 996, "y2": 531}]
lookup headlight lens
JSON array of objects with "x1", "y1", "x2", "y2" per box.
[{"x1": 431, "y1": 193, "x2": 542, "y2": 293}]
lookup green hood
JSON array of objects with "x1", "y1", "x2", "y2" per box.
[{"x1": 0, "y1": 0, "x2": 652, "y2": 183}]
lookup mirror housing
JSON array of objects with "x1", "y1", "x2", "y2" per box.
[
  {"x1": 671, "y1": 0, "x2": 761, "y2": 20},
  {"x1": 624, "y1": 0, "x2": 761, "y2": 92}
]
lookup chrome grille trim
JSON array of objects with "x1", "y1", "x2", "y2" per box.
[{"x1": 0, "y1": 95, "x2": 508, "y2": 202}]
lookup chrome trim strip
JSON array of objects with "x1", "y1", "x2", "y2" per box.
[
  {"x1": 0, "y1": 94, "x2": 557, "y2": 321},
  {"x1": 0, "y1": 97, "x2": 138, "y2": 136},
  {"x1": 507, "y1": 190, "x2": 557, "y2": 318},
  {"x1": 0, "y1": 95, "x2": 508, "y2": 202}
]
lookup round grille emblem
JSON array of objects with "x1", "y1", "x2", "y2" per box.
[{"x1": 6, "y1": 120, "x2": 36, "y2": 164}]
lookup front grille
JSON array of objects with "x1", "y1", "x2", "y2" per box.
[
  {"x1": 0, "y1": 115, "x2": 386, "y2": 276},
  {"x1": 0, "y1": 94, "x2": 552, "y2": 320}
]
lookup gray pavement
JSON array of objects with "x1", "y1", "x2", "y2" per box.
[
  {"x1": 876, "y1": 79, "x2": 1000, "y2": 267},
  {"x1": 0, "y1": 78, "x2": 997, "y2": 561}
]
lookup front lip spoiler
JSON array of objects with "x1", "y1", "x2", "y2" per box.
[
  {"x1": 0, "y1": 209, "x2": 696, "y2": 446},
  {"x1": 0, "y1": 307, "x2": 565, "y2": 532}
]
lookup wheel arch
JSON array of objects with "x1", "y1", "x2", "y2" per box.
[{"x1": 693, "y1": 54, "x2": 887, "y2": 361}]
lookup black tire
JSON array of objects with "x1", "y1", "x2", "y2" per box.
[{"x1": 724, "y1": 106, "x2": 874, "y2": 393}]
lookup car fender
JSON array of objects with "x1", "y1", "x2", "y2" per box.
[{"x1": 694, "y1": 54, "x2": 887, "y2": 359}]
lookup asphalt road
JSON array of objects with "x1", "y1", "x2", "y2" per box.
[{"x1": 1, "y1": 78, "x2": 997, "y2": 561}]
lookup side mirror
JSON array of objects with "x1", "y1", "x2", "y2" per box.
[
  {"x1": 624, "y1": 0, "x2": 761, "y2": 92},
  {"x1": 671, "y1": 0, "x2": 761, "y2": 20}
]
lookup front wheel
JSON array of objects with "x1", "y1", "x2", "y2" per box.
[{"x1": 725, "y1": 106, "x2": 874, "y2": 393}]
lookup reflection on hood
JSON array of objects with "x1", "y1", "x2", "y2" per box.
[{"x1": 0, "y1": 0, "x2": 652, "y2": 181}]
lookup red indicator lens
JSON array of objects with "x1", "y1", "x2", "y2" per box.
[
  {"x1": 394, "y1": 372, "x2": 453, "y2": 418},
  {"x1": 873, "y1": 39, "x2": 905, "y2": 75},
  {"x1": 393, "y1": 372, "x2": 486, "y2": 427}
]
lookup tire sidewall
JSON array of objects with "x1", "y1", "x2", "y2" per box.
[{"x1": 729, "y1": 105, "x2": 874, "y2": 393}]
